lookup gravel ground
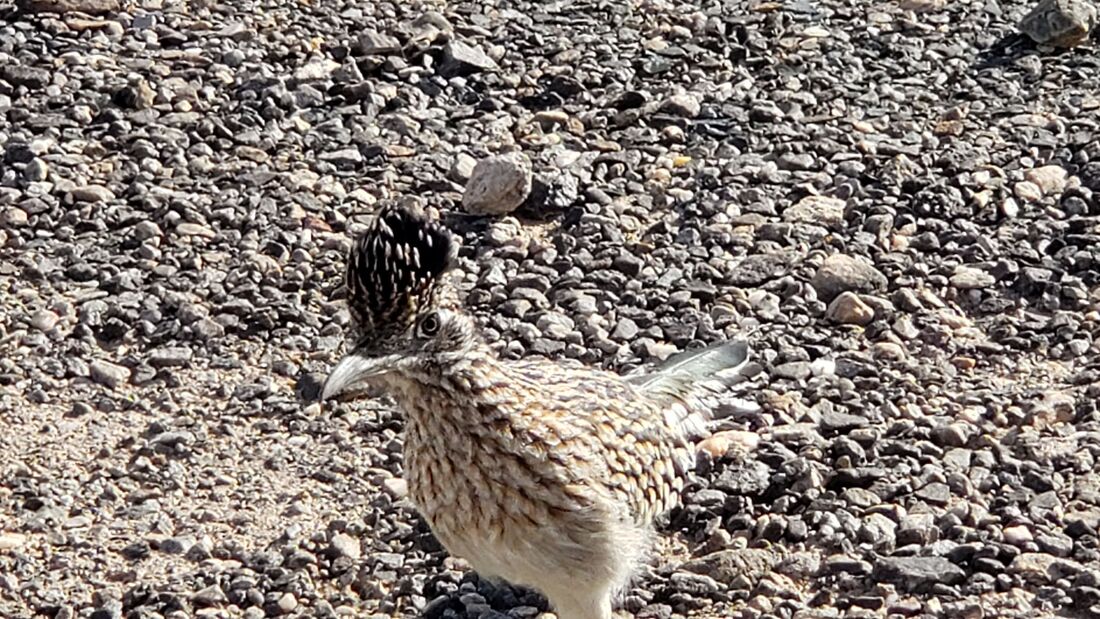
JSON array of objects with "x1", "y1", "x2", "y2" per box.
[{"x1": 2, "y1": 0, "x2": 1100, "y2": 618}]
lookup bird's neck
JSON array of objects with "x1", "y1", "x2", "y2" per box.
[{"x1": 382, "y1": 346, "x2": 512, "y2": 418}]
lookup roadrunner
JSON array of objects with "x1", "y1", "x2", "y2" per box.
[{"x1": 322, "y1": 203, "x2": 752, "y2": 619}]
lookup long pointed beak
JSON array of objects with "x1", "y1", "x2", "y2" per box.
[{"x1": 321, "y1": 353, "x2": 389, "y2": 401}]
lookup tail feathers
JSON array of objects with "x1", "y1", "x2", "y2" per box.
[
  {"x1": 627, "y1": 340, "x2": 754, "y2": 438},
  {"x1": 627, "y1": 339, "x2": 751, "y2": 394}
]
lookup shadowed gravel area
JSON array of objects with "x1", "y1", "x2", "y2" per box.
[{"x1": 1, "y1": 0, "x2": 1099, "y2": 618}]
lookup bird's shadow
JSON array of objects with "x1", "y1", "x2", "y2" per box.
[
  {"x1": 972, "y1": 32, "x2": 1034, "y2": 70},
  {"x1": 970, "y1": 31, "x2": 1100, "y2": 71}
]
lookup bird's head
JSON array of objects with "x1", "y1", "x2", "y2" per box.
[{"x1": 322, "y1": 203, "x2": 481, "y2": 401}]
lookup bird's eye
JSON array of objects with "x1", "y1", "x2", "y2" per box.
[{"x1": 418, "y1": 312, "x2": 441, "y2": 337}]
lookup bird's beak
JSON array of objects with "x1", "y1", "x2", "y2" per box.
[{"x1": 321, "y1": 352, "x2": 391, "y2": 401}]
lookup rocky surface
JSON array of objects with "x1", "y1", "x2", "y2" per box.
[{"x1": 1, "y1": 0, "x2": 1099, "y2": 618}]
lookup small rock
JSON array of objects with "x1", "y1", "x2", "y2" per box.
[
  {"x1": 176, "y1": 222, "x2": 216, "y2": 238},
  {"x1": 1014, "y1": 181, "x2": 1043, "y2": 202},
  {"x1": 659, "y1": 93, "x2": 701, "y2": 118},
  {"x1": 1, "y1": 207, "x2": 28, "y2": 227},
  {"x1": 612, "y1": 318, "x2": 640, "y2": 341},
  {"x1": 114, "y1": 80, "x2": 154, "y2": 110},
  {"x1": 682, "y1": 549, "x2": 784, "y2": 585},
  {"x1": 950, "y1": 266, "x2": 996, "y2": 290},
  {"x1": 29, "y1": 310, "x2": 59, "y2": 332},
  {"x1": 276, "y1": 592, "x2": 297, "y2": 614},
  {"x1": 71, "y1": 185, "x2": 115, "y2": 203},
  {"x1": 697, "y1": 430, "x2": 760, "y2": 459},
  {"x1": 915, "y1": 482, "x2": 951, "y2": 505},
  {"x1": 931, "y1": 423, "x2": 971, "y2": 447},
  {"x1": 440, "y1": 40, "x2": 498, "y2": 76},
  {"x1": 24, "y1": 158, "x2": 48, "y2": 181},
  {"x1": 1004, "y1": 524, "x2": 1034, "y2": 546},
  {"x1": 643, "y1": 340, "x2": 679, "y2": 361},
  {"x1": 294, "y1": 58, "x2": 340, "y2": 81},
  {"x1": 873, "y1": 556, "x2": 965, "y2": 590},
  {"x1": 149, "y1": 347, "x2": 192, "y2": 368},
  {"x1": 319, "y1": 148, "x2": 363, "y2": 167},
  {"x1": 0, "y1": 65, "x2": 50, "y2": 89},
  {"x1": 329, "y1": 533, "x2": 361, "y2": 561},
  {"x1": 1024, "y1": 165, "x2": 1068, "y2": 195},
  {"x1": 777, "y1": 152, "x2": 817, "y2": 171},
  {"x1": 192, "y1": 585, "x2": 227, "y2": 607},
  {"x1": 784, "y1": 195, "x2": 846, "y2": 227},
  {"x1": 462, "y1": 152, "x2": 533, "y2": 215},
  {"x1": 811, "y1": 254, "x2": 888, "y2": 302},
  {"x1": 17, "y1": 0, "x2": 120, "y2": 14},
  {"x1": 0, "y1": 533, "x2": 27, "y2": 551},
  {"x1": 827, "y1": 292, "x2": 875, "y2": 326},
  {"x1": 90, "y1": 360, "x2": 130, "y2": 389},
  {"x1": 356, "y1": 30, "x2": 401, "y2": 55},
  {"x1": 669, "y1": 572, "x2": 720, "y2": 595},
  {"x1": 382, "y1": 477, "x2": 408, "y2": 498},
  {"x1": 898, "y1": 0, "x2": 947, "y2": 12},
  {"x1": 1009, "y1": 552, "x2": 1080, "y2": 584},
  {"x1": 449, "y1": 152, "x2": 478, "y2": 183},
  {"x1": 820, "y1": 409, "x2": 868, "y2": 433},
  {"x1": 1019, "y1": 0, "x2": 1097, "y2": 47},
  {"x1": 132, "y1": 221, "x2": 162, "y2": 241},
  {"x1": 159, "y1": 536, "x2": 194, "y2": 555}
]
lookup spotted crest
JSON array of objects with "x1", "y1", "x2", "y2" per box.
[{"x1": 345, "y1": 203, "x2": 457, "y2": 343}]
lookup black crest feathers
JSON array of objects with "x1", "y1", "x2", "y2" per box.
[{"x1": 345, "y1": 203, "x2": 457, "y2": 341}]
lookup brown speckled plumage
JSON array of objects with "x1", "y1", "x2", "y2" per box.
[{"x1": 323, "y1": 204, "x2": 752, "y2": 619}]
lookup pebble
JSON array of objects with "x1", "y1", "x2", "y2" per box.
[
  {"x1": 826, "y1": 292, "x2": 875, "y2": 326},
  {"x1": 872, "y1": 556, "x2": 966, "y2": 588},
  {"x1": 148, "y1": 347, "x2": 193, "y2": 368},
  {"x1": 0, "y1": 533, "x2": 27, "y2": 551},
  {"x1": 276, "y1": 592, "x2": 298, "y2": 614},
  {"x1": 811, "y1": 254, "x2": 888, "y2": 302},
  {"x1": 1, "y1": 208, "x2": 28, "y2": 227},
  {"x1": 329, "y1": 533, "x2": 361, "y2": 561},
  {"x1": 462, "y1": 152, "x2": 533, "y2": 215},
  {"x1": 192, "y1": 585, "x2": 228, "y2": 606},
  {"x1": 294, "y1": 58, "x2": 340, "y2": 81},
  {"x1": 1024, "y1": 165, "x2": 1068, "y2": 195},
  {"x1": 1004, "y1": 524, "x2": 1034, "y2": 546},
  {"x1": 783, "y1": 195, "x2": 846, "y2": 227},
  {"x1": 441, "y1": 40, "x2": 498, "y2": 76},
  {"x1": 29, "y1": 310, "x2": 59, "y2": 332},
  {"x1": 950, "y1": 267, "x2": 995, "y2": 290},
  {"x1": 24, "y1": 158, "x2": 48, "y2": 181},
  {"x1": 1014, "y1": 181, "x2": 1043, "y2": 202},
  {"x1": 71, "y1": 185, "x2": 115, "y2": 203},
  {"x1": 697, "y1": 430, "x2": 760, "y2": 459},
  {"x1": 450, "y1": 152, "x2": 478, "y2": 183},
  {"x1": 20, "y1": 0, "x2": 121, "y2": 13},
  {"x1": 659, "y1": 93, "x2": 701, "y2": 118},
  {"x1": 89, "y1": 360, "x2": 130, "y2": 389}
]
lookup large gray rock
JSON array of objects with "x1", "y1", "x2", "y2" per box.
[
  {"x1": 462, "y1": 152, "x2": 532, "y2": 215},
  {"x1": 1020, "y1": 0, "x2": 1097, "y2": 47}
]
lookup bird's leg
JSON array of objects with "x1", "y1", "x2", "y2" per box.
[{"x1": 548, "y1": 585, "x2": 613, "y2": 619}]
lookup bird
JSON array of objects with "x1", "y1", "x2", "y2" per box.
[{"x1": 322, "y1": 202, "x2": 753, "y2": 619}]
